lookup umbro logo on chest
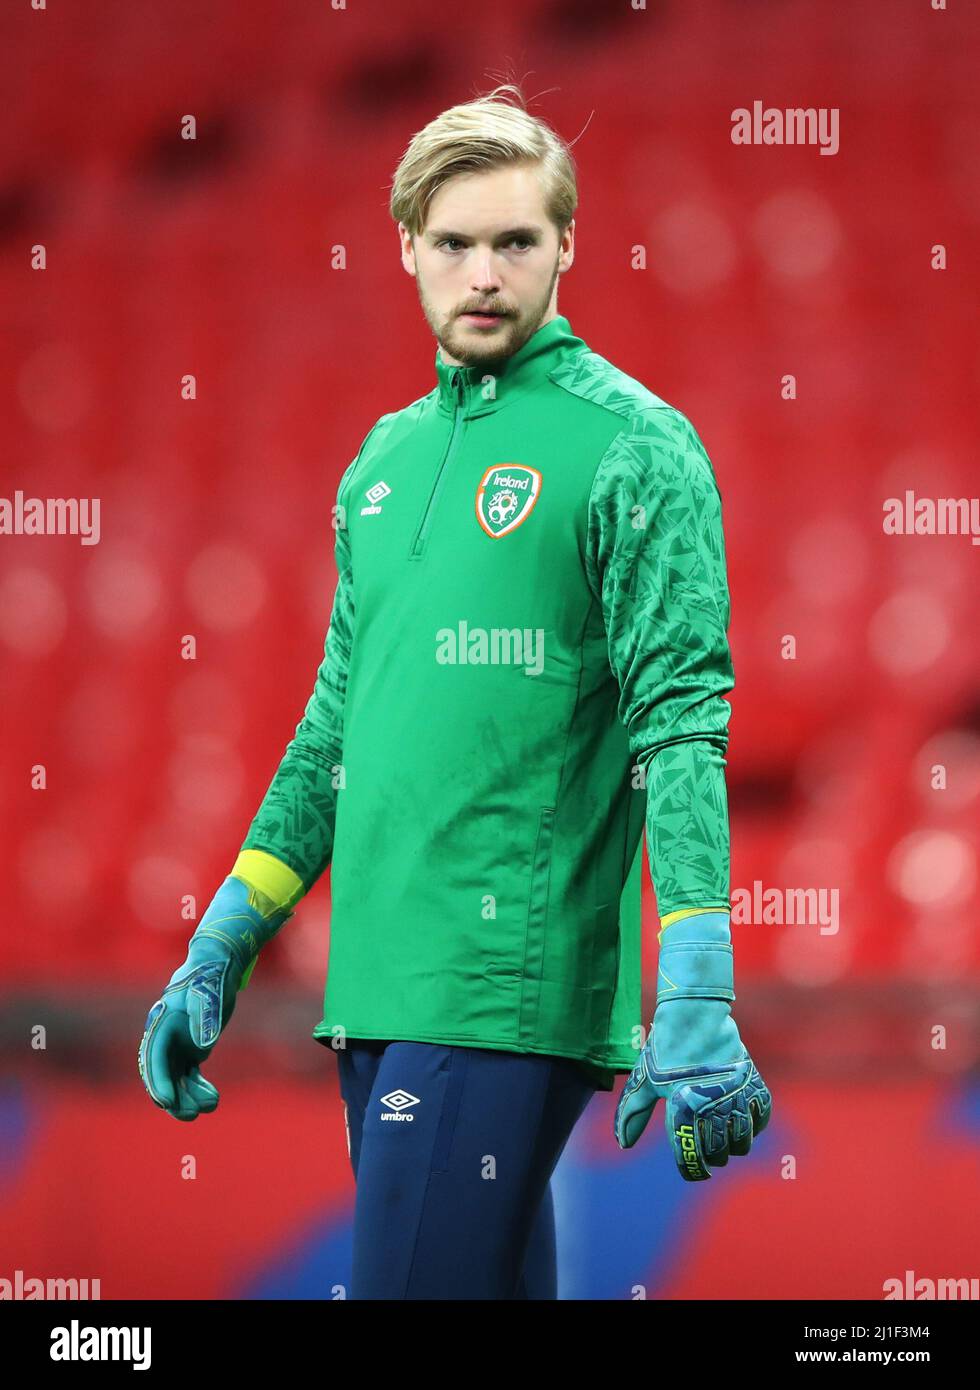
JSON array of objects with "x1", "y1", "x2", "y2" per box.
[{"x1": 360, "y1": 480, "x2": 392, "y2": 516}]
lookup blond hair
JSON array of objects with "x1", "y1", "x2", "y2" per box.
[{"x1": 389, "y1": 83, "x2": 578, "y2": 238}]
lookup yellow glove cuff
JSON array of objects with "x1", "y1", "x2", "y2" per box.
[
  {"x1": 658, "y1": 905, "x2": 731, "y2": 943},
  {"x1": 228, "y1": 850, "x2": 306, "y2": 991},
  {"x1": 231, "y1": 849, "x2": 306, "y2": 914}
]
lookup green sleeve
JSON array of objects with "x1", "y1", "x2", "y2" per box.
[
  {"x1": 586, "y1": 406, "x2": 735, "y2": 916},
  {"x1": 238, "y1": 454, "x2": 360, "y2": 891}
]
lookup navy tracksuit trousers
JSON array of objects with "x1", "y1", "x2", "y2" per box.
[{"x1": 335, "y1": 1039, "x2": 597, "y2": 1300}]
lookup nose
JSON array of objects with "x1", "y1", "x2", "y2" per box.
[{"x1": 470, "y1": 248, "x2": 501, "y2": 293}]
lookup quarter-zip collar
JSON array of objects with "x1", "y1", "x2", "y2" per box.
[{"x1": 434, "y1": 313, "x2": 586, "y2": 418}]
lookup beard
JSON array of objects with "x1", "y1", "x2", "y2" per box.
[{"x1": 418, "y1": 254, "x2": 562, "y2": 369}]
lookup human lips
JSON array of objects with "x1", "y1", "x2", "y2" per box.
[{"x1": 460, "y1": 308, "x2": 508, "y2": 325}]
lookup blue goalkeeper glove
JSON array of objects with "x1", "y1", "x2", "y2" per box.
[
  {"x1": 613, "y1": 910, "x2": 772, "y2": 1180},
  {"x1": 138, "y1": 874, "x2": 291, "y2": 1121}
]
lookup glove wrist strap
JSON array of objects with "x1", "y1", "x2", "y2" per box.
[
  {"x1": 655, "y1": 908, "x2": 734, "y2": 1005},
  {"x1": 656, "y1": 941, "x2": 735, "y2": 1005}
]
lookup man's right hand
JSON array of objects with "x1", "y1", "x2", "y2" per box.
[{"x1": 137, "y1": 875, "x2": 290, "y2": 1121}]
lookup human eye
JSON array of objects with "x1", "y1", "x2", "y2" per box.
[{"x1": 436, "y1": 237, "x2": 465, "y2": 252}]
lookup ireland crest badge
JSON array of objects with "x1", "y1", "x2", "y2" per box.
[{"x1": 475, "y1": 464, "x2": 542, "y2": 538}]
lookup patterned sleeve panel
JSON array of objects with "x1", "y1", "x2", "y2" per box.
[
  {"x1": 237, "y1": 456, "x2": 359, "y2": 893},
  {"x1": 585, "y1": 406, "x2": 735, "y2": 915}
]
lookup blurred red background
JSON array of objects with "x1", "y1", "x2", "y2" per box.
[{"x1": 1, "y1": 0, "x2": 978, "y2": 1299}]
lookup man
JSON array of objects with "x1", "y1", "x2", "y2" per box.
[{"x1": 138, "y1": 84, "x2": 771, "y2": 1300}]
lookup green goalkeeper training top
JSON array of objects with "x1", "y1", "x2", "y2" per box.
[{"x1": 240, "y1": 314, "x2": 735, "y2": 1087}]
